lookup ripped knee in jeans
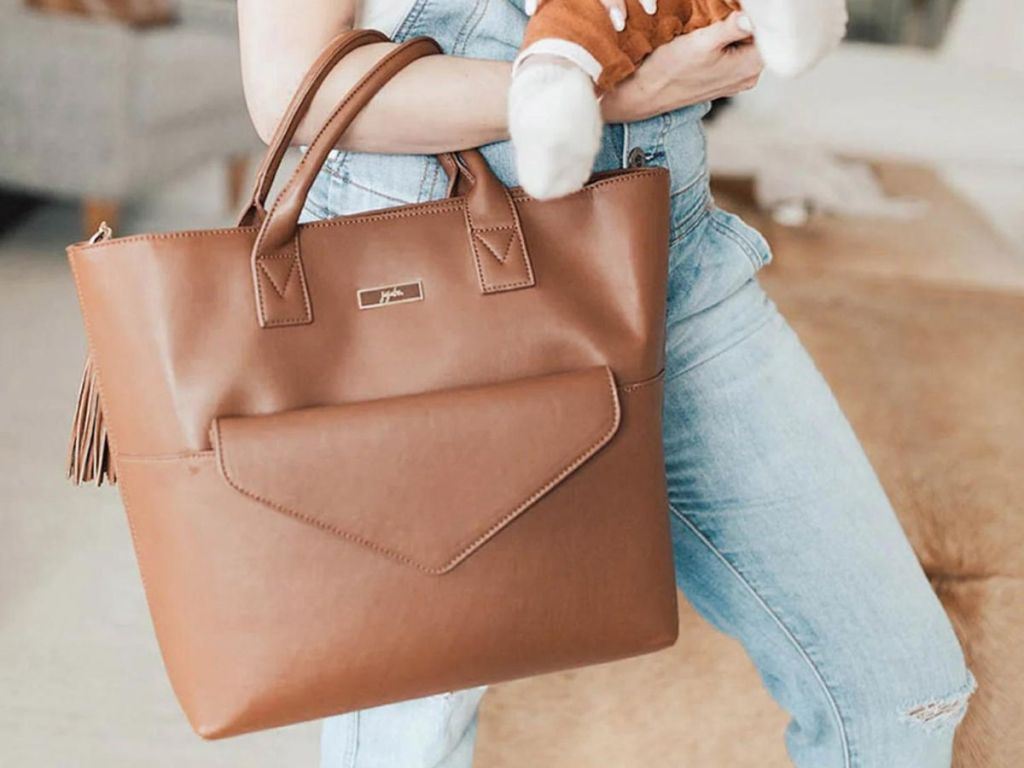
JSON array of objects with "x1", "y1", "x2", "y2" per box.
[{"x1": 900, "y1": 673, "x2": 977, "y2": 732}]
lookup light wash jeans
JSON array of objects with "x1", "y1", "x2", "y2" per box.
[{"x1": 304, "y1": 3, "x2": 974, "y2": 765}]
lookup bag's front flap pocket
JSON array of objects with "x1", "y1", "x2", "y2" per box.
[{"x1": 211, "y1": 366, "x2": 620, "y2": 574}]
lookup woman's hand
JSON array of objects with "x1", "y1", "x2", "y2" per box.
[{"x1": 602, "y1": 12, "x2": 763, "y2": 123}]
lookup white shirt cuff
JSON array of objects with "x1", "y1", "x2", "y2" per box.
[{"x1": 512, "y1": 38, "x2": 604, "y2": 84}]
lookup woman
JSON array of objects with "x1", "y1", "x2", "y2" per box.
[{"x1": 238, "y1": 2, "x2": 974, "y2": 766}]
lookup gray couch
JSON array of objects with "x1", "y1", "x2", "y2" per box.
[{"x1": 0, "y1": 0, "x2": 261, "y2": 235}]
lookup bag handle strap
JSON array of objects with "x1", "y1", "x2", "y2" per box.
[
  {"x1": 237, "y1": 29, "x2": 389, "y2": 227},
  {"x1": 249, "y1": 35, "x2": 535, "y2": 328}
]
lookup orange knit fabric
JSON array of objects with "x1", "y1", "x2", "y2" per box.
[{"x1": 522, "y1": 0, "x2": 740, "y2": 92}]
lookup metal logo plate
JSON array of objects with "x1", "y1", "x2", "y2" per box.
[{"x1": 357, "y1": 280, "x2": 424, "y2": 310}]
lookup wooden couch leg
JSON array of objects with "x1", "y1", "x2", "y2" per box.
[
  {"x1": 227, "y1": 154, "x2": 249, "y2": 212},
  {"x1": 82, "y1": 199, "x2": 119, "y2": 239}
]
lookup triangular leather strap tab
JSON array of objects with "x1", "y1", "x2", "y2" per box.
[
  {"x1": 457, "y1": 150, "x2": 535, "y2": 294},
  {"x1": 474, "y1": 228, "x2": 515, "y2": 264},
  {"x1": 465, "y1": 187, "x2": 535, "y2": 294},
  {"x1": 259, "y1": 256, "x2": 299, "y2": 297},
  {"x1": 252, "y1": 238, "x2": 313, "y2": 327}
]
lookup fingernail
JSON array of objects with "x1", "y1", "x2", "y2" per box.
[
  {"x1": 640, "y1": 0, "x2": 657, "y2": 14},
  {"x1": 525, "y1": 0, "x2": 537, "y2": 15},
  {"x1": 610, "y1": 7, "x2": 626, "y2": 31},
  {"x1": 737, "y1": 14, "x2": 754, "y2": 33}
]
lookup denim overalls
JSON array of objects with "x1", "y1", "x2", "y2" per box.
[{"x1": 311, "y1": 2, "x2": 973, "y2": 767}]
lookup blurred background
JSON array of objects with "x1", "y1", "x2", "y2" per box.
[{"x1": 1, "y1": 0, "x2": 1021, "y2": 766}]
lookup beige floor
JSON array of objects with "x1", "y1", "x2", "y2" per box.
[{"x1": 0, "y1": 162, "x2": 319, "y2": 766}]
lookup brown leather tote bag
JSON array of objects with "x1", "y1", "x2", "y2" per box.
[{"x1": 66, "y1": 30, "x2": 678, "y2": 738}]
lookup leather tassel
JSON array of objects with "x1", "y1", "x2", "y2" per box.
[{"x1": 67, "y1": 356, "x2": 117, "y2": 486}]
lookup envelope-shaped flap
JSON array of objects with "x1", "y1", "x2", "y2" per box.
[{"x1": 211, "y1": 366, "x2": 620, "y2": 574}]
